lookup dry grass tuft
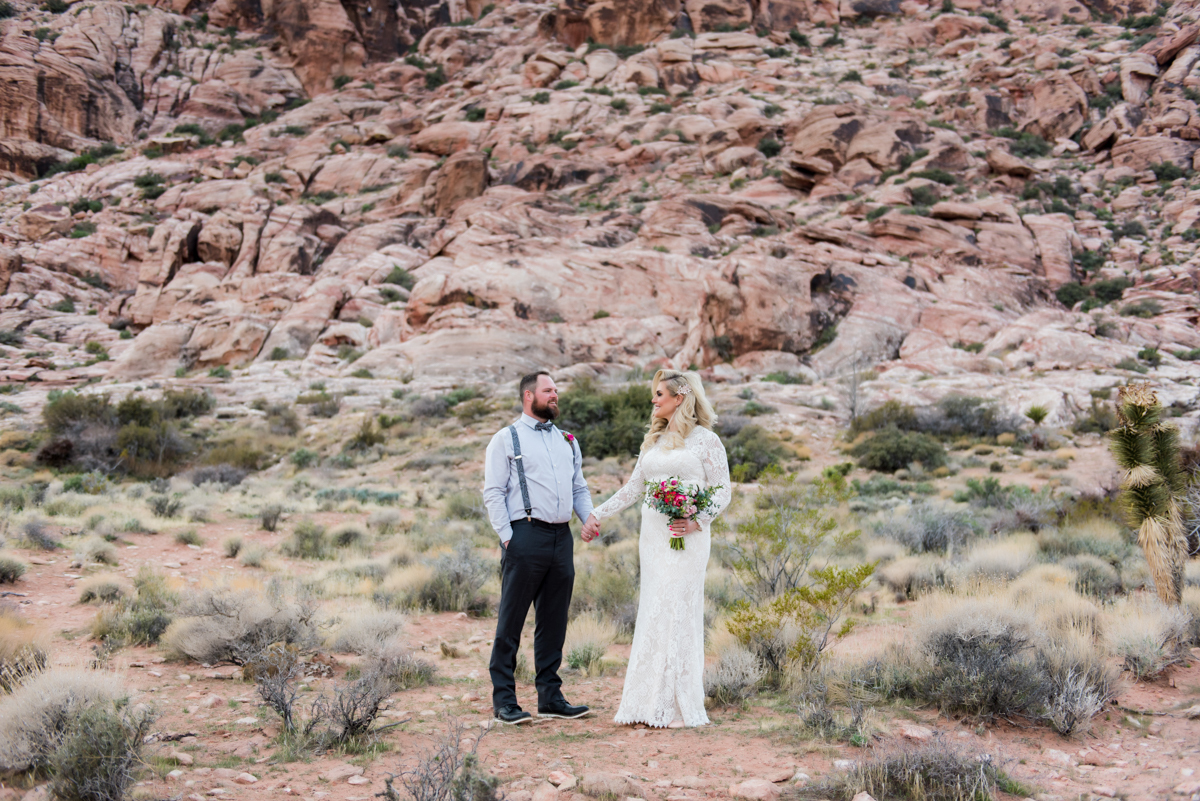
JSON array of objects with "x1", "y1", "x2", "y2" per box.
[
  {"x1": 0, "y1": 668, "x2": 125, "y2": 772},
  {"x1": 703, "y1": 647, "x2": 764, "y2": 706},
  {"x1": 326, "y1": 605, "x2": 407, "y2": 655},
  {"x1": 76, "y1": 535, "x2": 118, "y2": 566},
  {"x1": 959, "y1": 534, "x2": 1036, "y2": 581},
  {"x1": 0, "y1": 610, "x2": 48, "y2": 691},
  {"x1": 1104, "y1": 595, "x2": 1191, "y2": 680},
  {"x1": 78, "y1": 574, "x2": 131, "y2": 605},
  {"x1": 0, "y1": 552, "x2": 27, "y2": 584},
  {"x1": 564, "y1": 612, "x2": 618, "y2": 675}
]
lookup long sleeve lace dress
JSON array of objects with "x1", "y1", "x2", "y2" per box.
[{"x1": 592, "y1": 426, "x2": 731, "y2": 727}]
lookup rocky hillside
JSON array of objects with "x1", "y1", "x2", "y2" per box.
[{"x1": 0, "y1": 0, "x2": 1198, "y2": 429}]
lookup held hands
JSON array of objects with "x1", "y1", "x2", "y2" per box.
[
  {"x1": 581, "y1": 514, "x2": 601, "y2": 542},
  {"x1": 669, "y1": 518, "x2": 700, "y2": 537}
]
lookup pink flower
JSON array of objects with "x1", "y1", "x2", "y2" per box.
[{"x1": 562, "y1": 432, "x2": 575, "y2": 443}]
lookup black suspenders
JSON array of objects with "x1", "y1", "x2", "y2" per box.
[{"x1": 509, "y1": 425, "x2": 532, "y2": 521}]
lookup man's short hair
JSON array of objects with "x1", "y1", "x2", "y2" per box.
[{"x1": 519, "y1": 371, "x2": 551, "y2": 400}]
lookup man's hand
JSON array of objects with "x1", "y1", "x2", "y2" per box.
[
  {"x1": 501, "y1": 540, "x2": 508, "y2": 549},
  {"x1": 581, "y1": 514, "x2": 601, "y2": 542}
]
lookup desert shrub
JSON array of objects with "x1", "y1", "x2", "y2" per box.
[
  {"x1": 147, "y1": 494, "x2": 182, "y2": 518},
  {"x1": 369, "y1": 509, "x2": 402, "y2": 537},
  {"x1": 325, "y1": 668, "x2": 395, "y2": 742},
  {"x1": 240, "y1": 545, "x2": 267, "y2": 568},
  {"x1": 91, "y1": 568, "x2": 177, "y2": 647},
  {"x1": 703, "y1": 647, "x2": 765, "y2": 705},
  {"x1": 327, "y1": 607, "x2": 407, "y2": 654},
  {"x1": 0, "y1": 610, "x2": 48, "y2": 691},
  {"x1": 879, "y1": 555, "x2": 950, "y2": 600},
  {"x1": 50, "y1": 703, "x2": 155, "y2": 801},
  {"x1": 162, "y1": 581, "x2": 319, "y2": 664},
  {"x1": 222, "y1": 536, "x2": 243, "y2": 558},
  {"x1": 260, "y1": 504, "x2": 284, "y2": 531},
  {"x1": 415, "y1": 541, "x2": 492, "y2": 613},
  {"x1": 76, "y1": 535, "x2": 118, "y2": 566},
  {"x1": 917, "y1": 395, "x2": 1022, "y2": 439},
  {"x1": 282, "y1": 519, "x2": 329, "y2": 559},
  {"x1": 850, "y1": 400, "x2": 918, "y2": 436},
  {"x1": 380, "y1": 718, "x2": 499, "y2": 801},
  {"x1": 851, "y1": 426, "x2": 946, "y2": 472},
  {"x1": 39, "y1": 390, "x2": 211, "y2": 477},
  {"x1": 0, "y1": 668, "x2": 125, "y2": 773},
  {"x1": 21, "y1": 518, "x2": 60, "y2": 550},
  {"x1": 190, "y1": 463, "x2": 248, "y2": 487},
  {"x1": 331, "y1": 524, "x2": 367, "y2": 549},
  {"x1": 912, "y1": 597, "x2": 1048, "y2": 720},
  {"x1": 1062, "y1": 554, "x2": 1121, "y2": 598},
  {"x1": 375, "y1": 648, "x2": 437, "y2": 689},
  {"x1": 79, "y1": 575, "x2": 130, "y2": 604},
  {"x1": 1039, "y1": 626, "x2": 1120, "y2": 736},
  {"x1": 0, "y1": 485, "x2": 26, "y2": 511},
  {"x1": 874, "y1": 503, "x2": 979, "y2": 553},
  {"x1": 445, "y1": 490, "x2": 485, "y2": 521},
  {"x1": 556, "y1": 378, "x2": 652, "y2": 458},
  {"x1": 568, "y1": 540, "x2": 640, "y2": 628},
  {"x1": 1105, "y1": 596, "x2": 1191, "y2": 680},
  {"x1": 958, "y1": 536, "x2": 1036, "y2": 581},
  {"x1": 805, "y1": 741, "x2": 1001, "y2": 801},
  {"x1": 173, "y1": 529, "x2": 203, "y2": 546},
  {"x1": 719, "y1": 422, "x2": 791, "y2": 481},
  {"x1": 563, "y1": 612, "x2": 617, "y2": 675},
  {"x1": 1037, "y1": 518, "x2": 1135, "y2": 563},
  {"x1": 0, "y1": 553, "x2": 27, "y2": 584},
  {"x1": 266, "y1": 403, "x2": 302, "y2": 435},
  {"x1": 1185, "y1": 587, "x2": 1200, "y2": 646},
  {"x1": 346, "y1": 417, "x2": 385, "y2": 451}
]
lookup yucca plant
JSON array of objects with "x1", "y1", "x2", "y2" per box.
[{"x1": 1108, "y1": 383, "x2": 1187, "y2": 605}]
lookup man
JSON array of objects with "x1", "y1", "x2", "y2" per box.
[{"x1": 483, "y1": 371, "x2": 602, "y2": 725}]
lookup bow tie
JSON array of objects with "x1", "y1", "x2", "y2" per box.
[{"x1": 534, "y1": 421, "x2": 554, "y2": 432}]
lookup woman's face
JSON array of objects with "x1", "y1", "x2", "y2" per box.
[{"x1": 652, "y1": 381, "x2": 684, "y2": 419}]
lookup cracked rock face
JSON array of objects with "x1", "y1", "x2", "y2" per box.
[{"x1": 0, "y1": 0, "x2": 1197, "y2": 428}]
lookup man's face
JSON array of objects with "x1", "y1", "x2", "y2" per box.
[{"x1": 528, "y1": 375, "x2": 559, "y2": 420}]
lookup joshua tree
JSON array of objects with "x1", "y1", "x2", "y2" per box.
[{"x1": 1108, "y1": 383, "x2": 1187, "y2": 605}]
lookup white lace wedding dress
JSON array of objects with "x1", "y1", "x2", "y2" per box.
[{"x1": 593, "y1": 426, "x2": 731, "y2": 727}]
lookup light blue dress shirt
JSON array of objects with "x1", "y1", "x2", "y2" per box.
[{"x1": 482, "y1": 414, "x2": 594, "y2": 544}]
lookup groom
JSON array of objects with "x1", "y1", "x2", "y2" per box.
[{"x1": 483, "y1": 371, "x2": 601, "y2": 725}]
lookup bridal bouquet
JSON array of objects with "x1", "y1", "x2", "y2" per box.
[{"x1": 644, "y1": 478, "x2": 723, "y2": 551}]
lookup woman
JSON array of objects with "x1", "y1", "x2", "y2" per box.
[{"x1": 592, "y1": 369, "x2": 731, "y2": 728}]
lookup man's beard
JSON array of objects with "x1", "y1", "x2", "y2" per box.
[{"x1": 532, "y1": 399, "x2": 559, "y2": 420}]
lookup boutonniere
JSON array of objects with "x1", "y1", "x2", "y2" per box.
[{"x1": 562, "y1": 431, "x2": 575, "y2": 444}]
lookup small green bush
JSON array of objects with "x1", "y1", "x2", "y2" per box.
[
  {"x1": 851, "y1": 426, "x2": 946, "y2": 473},
  {"x1": 0, "y1": 554, "x2": 26, "y2": 584},
  {"x1": 49, "y1": 704, "x2": 156, "y2": 801},
  {"x1": 283, "y1": 519, "x2": 329, "y2": 559}
]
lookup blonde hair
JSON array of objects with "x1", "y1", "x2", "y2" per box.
[{"x1": 641, "y1": 370, "x2": 717, "y2": 452}]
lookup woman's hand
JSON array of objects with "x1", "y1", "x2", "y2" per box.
[{"x1": 669, "y1": 518, "x2": 700, "y2": 536}]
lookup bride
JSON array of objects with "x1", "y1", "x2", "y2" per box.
[{"x1": 589, "y1": 369, "x2": 731, "y2": 728}]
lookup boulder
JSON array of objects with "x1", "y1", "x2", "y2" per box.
[
  {"x1": 586, "y1": 50, "x2": 620, "y2": 80},
  {"x1": 1111, "y1": 136, "x2": 1198, "y2": 171},
  {"x1": 686, "y1": 0, "x2": 753, "y2": 32},
  {"x1": 0, "y1": 247, "x2": 21, "y2": 294},
  {"x1": 579, "y1": 773, "x2": 643, "y2": 799},
  {"x1": 412, "y1": 122, "x2": 485, "y2": 155},
  {"x1": 432, "y1": 151, "x2": 489, "y2": 217},
  {"x1": 578, "y1": 0, "x2": 680, "y2": 48},
  {"x1": 729, "y1": 779, "x2": 783, "y2": 801},
  {"x1": 1023, "y1": 213, "x2": 1081, "y2": 288},
  {"x1": 1120, "y1": 53, "x2": 1159, "y2": 105},
  {"x1": 713, "y1": 146, "x2": 765, "y2": 174},
  {"x1": 17, "y1": 205, "x2": 74, "y2": 241},
  {"x1": 986, "y1": 148, "x2": 1035, "y2": 177},
  {"x1": 1023, "y1": 71, "x2": 1089, "y2": 141}
]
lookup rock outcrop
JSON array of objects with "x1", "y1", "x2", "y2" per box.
[{"x1": 0, "y1": 0, "x2": 1197, "y2": 432}]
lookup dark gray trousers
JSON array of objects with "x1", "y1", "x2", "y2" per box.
[{"x1": 489, "y1": 518, "x2": 574, "y2": 712}]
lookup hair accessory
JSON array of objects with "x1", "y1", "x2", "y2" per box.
[{"x1": 675, "y1": 383, "x2": 692, "y2": 396}]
